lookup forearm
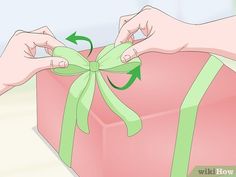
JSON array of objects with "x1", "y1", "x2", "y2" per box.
[
  {"x1": 185, "y1": 16, "x2": 236, "y2": 60},
  {"x1": 0, "y1": 59, "x2": 12, "y2": 95},
  {"x1": 0, "y1": 83, "x2": 12, "y2": 96}
]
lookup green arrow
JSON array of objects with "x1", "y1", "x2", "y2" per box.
[
  {"x1": 107, "y1": 65, "x2": 141, "y2": 90},
  {"x1": 66, "y1": 32, "x2": 93, "y2": 56}
]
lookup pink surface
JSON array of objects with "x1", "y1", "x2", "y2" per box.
[{"x1": 37, "y1": 47, "x2": 236, "y2": 177}]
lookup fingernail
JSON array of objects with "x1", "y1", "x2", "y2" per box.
[
  {"x1": 64, "y1": 61, "x2": 69, "y2": 67},
  {"x1": 59, "y1": 61, "x2": 67, "y2": 67},
  {"x1": 122, "y1": 55, "x2": 131, "y2": 62}
]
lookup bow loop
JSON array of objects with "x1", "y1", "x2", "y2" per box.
[
  {"x1": 53, "y1": 46, "x2": 89, "y2": 76},
  {"x1": 98, "y1": 42, "x2": 141, "y2": 74}
]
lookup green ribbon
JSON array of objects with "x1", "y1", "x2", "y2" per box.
[
  {"x1": 171, "y1": 55, "x2": 223, "y2": 177},
  {"x1": 171, "y1": 54, "x2": 236, "y2": 177},
  {"x1": 52, "y1": 42, "x2": 142, "y2": 166}
]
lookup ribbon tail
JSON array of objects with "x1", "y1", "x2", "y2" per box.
[
  {"x1": 76, "y1": 72, "x2": 96, "y2": 133},
  {"x1": 59, "y1": 72, "x2": 90, "y2": 166},
  {"x1": 96, "y1": 71, "x2": 142, "y2": 136},
  {"x1": 171, "y1": 55, "x2": 223, "y2": 177}
]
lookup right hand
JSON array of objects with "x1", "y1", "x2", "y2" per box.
[{"x1": 115, "y1": 5, "x2": 192, "y2": 62}]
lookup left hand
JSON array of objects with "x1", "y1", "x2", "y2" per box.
[{"x1": 0, "y1": 26, "x2": 68, "y2": 94}]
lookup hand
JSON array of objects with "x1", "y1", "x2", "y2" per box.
[
  {"x1": 0, "y1": 26, "x2": 68, "y2": 95},
  {"x1": 115, "y1": 5, "x2": 192, "y2": 62}
]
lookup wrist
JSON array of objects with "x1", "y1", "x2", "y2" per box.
[{"x1": 183, "y1": 24, "x2": 208, "y2": 53}]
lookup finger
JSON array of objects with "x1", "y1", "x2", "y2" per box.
[
  {"x1": 14, "y1": 30, "x2": 24, "y2": 36},
  {"x1": 119, "y1": 14, "x2": 137, "y2": 43},
  {"x1": 115, "y1": 13, "x2": 146, "y2": 46},
  {"x1": 121, "y1": 38, "x2": 152, "y2": 63},
  {"x1": 119, "y1": 14, "x2": 136, "y2": 29},
  {"x1": 23, "y1": 32, "x2": 64, "y2": 50},
  {"x1": 141, "y1": 5, "x2": 153, "y2": 11},
  {"x1": 32, "y1": 26, "x2": 55, "y2": 37},
  {"x1": 115, "y1": 5, "x2": 153, "y2": 46},
  {"x1": 32, "y1": 26, "x2": 56, "y2": 55},
  {"x1": 128, "y1": 35, "x2": 135, "y2": 43},
  {"x1": 25, "y1": 43, "x2": 36, "y2": 57},
  {"x1": 30, "y1": 56, "x2": 68, "y2": 72}
]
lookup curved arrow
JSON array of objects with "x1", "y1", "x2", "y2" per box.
[
  {"x1": 66, "y1": 32, "x2": 93, "y2": 56},
  {"x1": 107, "y1": 65, "x2": 141, "y2": 90}
]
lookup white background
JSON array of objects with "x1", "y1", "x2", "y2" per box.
[
  {"x1": 0, "y1": 0, "x2": 235, "y2": 51},
  {"x1": 0, "y1": 0, "x2": 235, "y2": 177}
]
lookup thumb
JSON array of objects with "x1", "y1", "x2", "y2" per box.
[
  {"x1": 30, "y1": 56, "x2": 68, "y2": 72},
  {"x1": 121, "y1": 39, "x2": 152, "y2": 63}
]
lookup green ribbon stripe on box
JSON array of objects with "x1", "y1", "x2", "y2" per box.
[
  {"x1": 171, "y1": 55, "x2": 223, "y2": 177},
  {"x1": 171, "y1": 54, "x2": 236, "y2": 177},
  {"x1": 52, "y1": 42, "x2": 142, "y2": 166}
]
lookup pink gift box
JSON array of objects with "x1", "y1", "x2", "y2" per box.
[{"x1": 36, "y1": 47, "x2": 236, "y2": 177}]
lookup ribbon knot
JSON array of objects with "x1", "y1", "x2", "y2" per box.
[{"x1": 89, "y1": 61, "x2": 99, "y2": 72}]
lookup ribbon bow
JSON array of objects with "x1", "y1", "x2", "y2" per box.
[{"x1": 52, "y1": 42, "x2": 142, "y2": 166}]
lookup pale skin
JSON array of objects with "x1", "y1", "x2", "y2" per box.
[
  {"x1": 1, "y1": 5, "x2": 236, "y2": 95},
  {"x1": 115, "y1": 5, "x2": 236, "y2": 62},
  {"x1": 0, "y1": 26, "x2": 68, "y2": 95}
]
